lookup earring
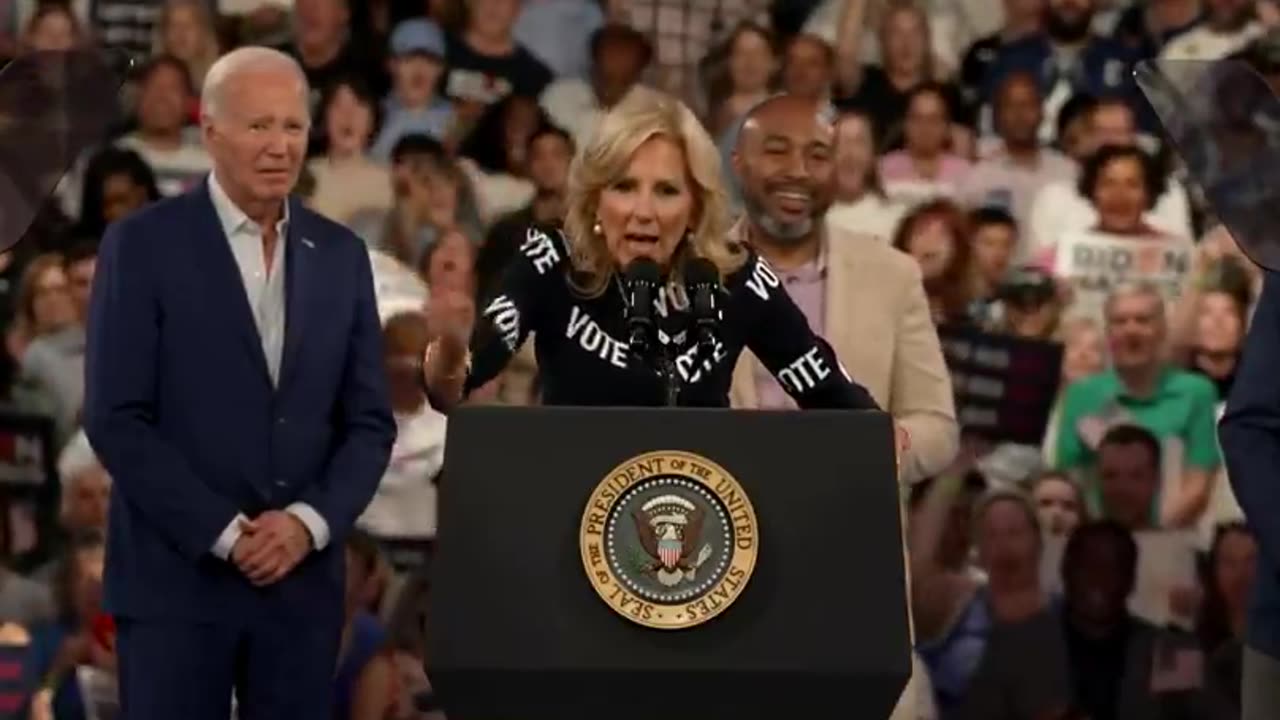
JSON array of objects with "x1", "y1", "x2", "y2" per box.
[{"x1": 593, "y1": 221, "x2": 603, "y2": 236}]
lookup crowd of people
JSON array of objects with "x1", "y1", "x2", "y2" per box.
[{"x1": 0, "y1": 0, "x2": 1269, "y2": 716}]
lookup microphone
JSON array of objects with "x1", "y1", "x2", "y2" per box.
[
  {"x1": 684, "y1": 257, "x2": 721, "y2": 349},
  {"x1": 622, "y1": 258, "x2": 661, "y2": 357}
]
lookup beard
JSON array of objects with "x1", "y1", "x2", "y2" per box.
[
  {"x1": 742, "y1": 192, "x2": 819, "y2": 243},
  {"x1": 1045, "y1": 7, "x2": 1093, "y2": 43}
]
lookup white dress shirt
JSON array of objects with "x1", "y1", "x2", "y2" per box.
[{"x1": 205, "y1": 171, "x2": 331, "y2": 559}]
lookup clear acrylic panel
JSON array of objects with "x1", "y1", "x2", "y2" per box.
[
  {"x1": 0, "y1": 49, "x2": 131, "y2": 251},
  {"x1": 1136, "y1": 57, "x2": 1280, "y2": 271}
]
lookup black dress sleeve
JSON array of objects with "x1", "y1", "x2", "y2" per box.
[
  {"x1": 462, "y1": 225, "x2": 565, "y2": 395},
  {"x1": 727, "y1": 253, "x2": 881, "y2": 410}
]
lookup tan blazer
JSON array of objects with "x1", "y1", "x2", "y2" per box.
[{"x1": 729, "y1": 224, "x2": 959, "y2": 483}]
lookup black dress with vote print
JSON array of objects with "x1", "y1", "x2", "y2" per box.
[{"x1": 463, "y1": 226, "x2": 880, "y2": 410}]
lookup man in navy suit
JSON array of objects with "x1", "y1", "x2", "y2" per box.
[
  {"x1": 1221, "y1": 272, "x2": 1280, "y2": 719},
  {"x1": 83, "y1": 46, "x2": 396, "y2": 719}
]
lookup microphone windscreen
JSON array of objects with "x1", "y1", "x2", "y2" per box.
[
  {"x1": 623, "y1": 257, "x2": 662, "y2": 285},
  {"x1": 684, "y1": 257, "x2": 719, "y2": 286}
]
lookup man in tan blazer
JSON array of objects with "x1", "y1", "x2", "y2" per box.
[
  {"x1": 728, "y1": 98, "x2": 959, "y2": 485},
  {"x1": 732, "y1": 94, "x2": 955, "y2": 720}
]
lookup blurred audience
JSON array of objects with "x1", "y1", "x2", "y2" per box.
[
  {"x1": 372, "y1": 18, "x2": 454, "y2": 159},
  {"x1": 540, "y1": 23, "x2": 652, "y2": 146},
  {"x1": 1054, "y1": 282, "x2": 1222, "y2": 528},
  {"x1": 309, "y1": 75, "x2": 395, "y2": 224},
  {"x1": 893, "y1": 198, "x2": 975, "y2": 325},
  {"x1": 826, "y1": 109, "x2": 908, "y2": 242},
  {"x1": 117, "y1": 54, "x2": 212, "y2": 198}
]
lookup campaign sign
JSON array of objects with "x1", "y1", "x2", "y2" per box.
[
  {"x1": 938, "y1": 325, "x2": 1064, "y2": 445},
  {"x1": 1054, "y1": 230, "x2": 1191, "y2": 322}
]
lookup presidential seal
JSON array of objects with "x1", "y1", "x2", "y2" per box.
[{"x1": 579, "y1": 450, "x2": 758, "y2": 630}]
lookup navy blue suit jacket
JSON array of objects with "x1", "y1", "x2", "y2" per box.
[
  {"x1": 83, "y1": 182, "x2": 396, "y2": 624},
  {"x1": 1221, "y1": 271, "x2": 1280, "y2": 659}
]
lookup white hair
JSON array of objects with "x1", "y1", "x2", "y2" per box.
[
  {"x1": 200, "y1": 46, "x2": 309, "y2": 121},
  {"x1": 1104, "y1": 279, "x2": 1167, "y2": 322}
]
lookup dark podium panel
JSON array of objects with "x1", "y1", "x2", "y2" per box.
[{"x1": 429, "y1": 407, "x2": 910, "y2": 720}]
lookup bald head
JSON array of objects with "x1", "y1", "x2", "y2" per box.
[
  {"x1": 738, "y1": 94, "x2": 834, "y2": 144},
  {"x1": 733, "y1": 94, "x2": 837, "y2": 245}
]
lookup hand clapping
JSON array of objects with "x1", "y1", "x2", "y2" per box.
[{"x1": 232, "y1": 512, "x2": 312, "y2": 586}]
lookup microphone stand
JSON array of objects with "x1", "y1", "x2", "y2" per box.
[
  {"x1": 630, "y1": 331, "x2": 680, "y2": 407},
  {"x1": 627, "y1": 326, "x2": 678, "y2": 407},
  {"x1": 657, "y1": 346, "x2": 679, "y2": 407}
]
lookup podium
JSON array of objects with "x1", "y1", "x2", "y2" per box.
[{"x1": 428, "y1": 406, "x2": 911, "y2": 720}]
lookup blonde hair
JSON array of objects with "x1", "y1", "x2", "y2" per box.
[{"x1": 563, "y1": 87, "x2": 745, "y2": 297}]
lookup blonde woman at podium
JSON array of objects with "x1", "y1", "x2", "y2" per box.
[{"x1": 420, "y1": 88, "x2": 885, "y2": 417}]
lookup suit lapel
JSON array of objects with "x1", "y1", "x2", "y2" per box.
[
  {"x1": 190, "y1": 187, "x2": 272, "y2": 384},
  {"x1": 824, "y1": 239, "x2": 856, "y2": 363},
  {"x1": 278, "y1": 196, "x2": 312, "y2": 394}
]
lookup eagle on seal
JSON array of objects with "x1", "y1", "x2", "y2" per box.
[{"x1": 632, "y1": 494, "x2": 713, "y2": 587}]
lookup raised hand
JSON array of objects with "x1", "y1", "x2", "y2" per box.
[
  {"x1": 424, "y1": 290, "x2": 474, "y2": 375},
  {"x1": 232, "y1": 511, "x2": 312, "y2": 587}
]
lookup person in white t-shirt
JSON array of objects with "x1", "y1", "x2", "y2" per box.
[{"x1": 357, "y1": 311, "x2": 446, "y2": 572}]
